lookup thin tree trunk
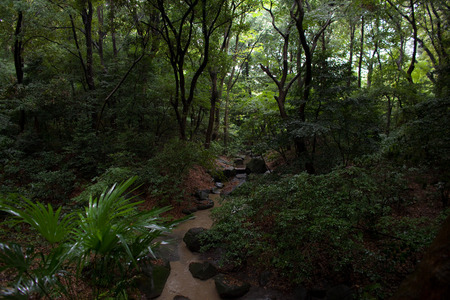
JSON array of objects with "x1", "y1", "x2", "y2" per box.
[
  {"x1": 108, "y1": 0, "x2": 118, "y2": 58},
  {"x1": 358, "y1": 16, "x2": 365, "y2": 88},
  {"x1": 97, "y1": 5, "x2": 105, "y2": 69},
  {"x1": 205, "y1": 69, "x2": 218, "y2": 148},
  {"x1": 386, "y1": 95, "x2": 392, "y2": 136},
  {"x1": 82, "y1": 1, "x2": 95, "y2": 91},
  {"x1": 347, "y1": 21, "x2": 355, "y2": 87}
]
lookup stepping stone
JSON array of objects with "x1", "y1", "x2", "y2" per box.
[
  {"x1": 183, "y1": 227, "x2": 207, "y2": 252},
  {"x1": 189, "y1": 262, "x2": 218, "y2": 280}
]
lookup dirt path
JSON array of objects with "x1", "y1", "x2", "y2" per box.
[{"x1": 156, "y1": 194, "x2": 221, "y2": 300}]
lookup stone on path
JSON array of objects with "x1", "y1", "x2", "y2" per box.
[
  {"x1": 136, "y1": 260, "x2": 171, "y2": 299},
  {"x1": 183, "y1": 227, "x2": 207, "y2": 252},
  {"x1": 189, "y1": 261, "x2": 218, "y2": 280}
]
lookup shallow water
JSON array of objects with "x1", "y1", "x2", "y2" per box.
[{"x1": 156, "y1": 194, "x2": 221, "y2": 300}]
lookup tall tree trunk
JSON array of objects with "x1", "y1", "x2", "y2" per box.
[
  {"x1": 82, "y1": 1, "x2": 95, "y2": 91},
  {"x1": 406, "y1": 0, "x2": 417, "y2": 83},
  {"x1": 97, "y1": 5, "x2": 105, "y2": 69},
  {"x1": 14, "y1": 10, "x2": 25, "y2": 132},
  {"x1": 223, "y1": 88, "x2": 231, "y2": 148},
  {"x1": 205, "y1": 69, "x2": 218, "y2": 148},
  {"x1": 108, "y1": 0, "x2": 118, "y2": 58},
  {"x1": 347, "y1": 21, "x2": 355, "y2": 87},
  {"x1": 358, "y1": 16, "x2": 365, "y2": 88}
]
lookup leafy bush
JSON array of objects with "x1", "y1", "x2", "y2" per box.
[
  {"x1": 206, "y1": 161, "x2": 438, "y2": 294},
  {"x1": 139, "y1": 139, "x2": 215, "y2": 203},
  {"x1": 73, "y1": 167, "x2": 134, "y2": 202},
  {"x1": 0, "y1": 177, "x2": 177, "y2": 298},
  {"x1": 1, "y1": 150, "x2": 76, "y2": 201}
]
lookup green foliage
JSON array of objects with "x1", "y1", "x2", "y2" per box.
[
  {"x1": 64, "y1": 118, "x2": 105, "y2": 178},
  {"x1": 0, "y1": 177, "x2": 176, "y2": 298},
  {"x1": 206, "y1": 160, "x2": 437, "y2": 292},
  {"x1": 139, "y1": 139, "x2": 215, "y2": 203},
  {"x1": 73, "y1": 167, "x2": 134, "y2": 202},
  {"x1": 1, "y1": 196, "x2": 74, "y2": 244},
  {"x1": 0, "y1": 149, "x2": 76, "y2": 201}
]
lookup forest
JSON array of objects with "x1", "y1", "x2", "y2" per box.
[{"x1": 0, "y1": 0, "x2": 449, "y2": 299}]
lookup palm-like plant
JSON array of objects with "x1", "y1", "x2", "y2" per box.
[
  {"x1": 0, "y1": 176, "x2": 178, "y2": 298},
  {"x1": 0, "y1": 195, "x2": 75, "y2": 244}
]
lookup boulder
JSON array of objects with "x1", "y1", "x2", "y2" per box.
[
  {"x1": 245, "y1": 158, "x2": 268, "y2": 174},
  {"x1": 189, "y1": 262, "x2": 218, "y2": 280},
  {"x1": 196, "y1": 199, "x2": 214, "y2": 210},
  {"x1": 223, "y1": 167, "x2": 237, "y2": 178},
  {"x1": 136, "y1": 259, "x2": 171, "y2": 299},
  {"x1": 183, "y1": 227, "x2": 207, "y2": 252},
  {"x1": 195, "y1": 189, "x2": 210, "y2": 201},
  {"x1": 214, "y1": 274, "x2": 250, "y2": 298},
  {"x1": 215, "y1": 182, "x2": 224, "y2": 188},
  {"x1": 182, "y1": 207, "x2": 198, "y2": 215},
  {"x1": 234, "y1": 158, "x2": 245, "y2": 168}
]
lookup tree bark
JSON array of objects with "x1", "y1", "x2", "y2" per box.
[
  {"x1": 82, "y1": 1, "x2": 95, "y2": 91},
  {"x1": 358, "y1": 16, "x2": 365, "y2": 88},
  {"x1": 347, "y1": 20, "x2": 355, "y2": 87},
  {"x1": 205, "y1": 69, "x2": 218, "y2": 148},
  {"x1": 14, "y1": 10, "x2": 25, "y2": 132},
  {"x1": 97, "y1": 5, "x2": 105, "y2": 69}
]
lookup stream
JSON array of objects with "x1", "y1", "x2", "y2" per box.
[{"x1": 156, "y1": 193, "x2": 222, "y2": 300}]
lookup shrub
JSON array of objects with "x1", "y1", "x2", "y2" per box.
[
  {"x1": 206, "y1": 161, "x2": 438, "y2": 295},
  {"x1": 73, "y1": 167, "x2": 134, "y2": 202},
  {"x1": 139, "y1": 139, "x2": 215, "y2": 203},
  {"x1": 0, "y1": 177, "x2": 177, "y2": 298}
]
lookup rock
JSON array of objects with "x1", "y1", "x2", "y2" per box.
[
  {"x1": 183, "y1": 227, "x2": 207, "y2": 252},
  {"x1": 245, "y1": 158, "x2": 268, "y2": 174},
  {"x1": 223, "y1": 167, "x2": 237, "y2": 178},
  {"x1": 182, "y1": 207, "x2": 198, "y2": 215},
  {"x1": 211, "y1": 187, "x2": 221, "y2": 194},
  {"x1": 195, "y1": 190, "x2": 210, "y2": 201},
  {"x1": 391, "y1": 215, "x2": 450, "y2": 300},
  {"x1": 136, "y1": 260, "x2": 171, "y2": 299},
  {"x1": 196, "y1": 200, "x2": 214, "y2": 210},
  {"x1": 215, "y1": 182, "x2": 224, "y2": 188},
  {"x1": 326, "y1": 284, "x2": 353, "y2": 300},
  {"x1": 234, "y1": 158, "x2": 244, "y2": 168},
  {"x1": 214, "y1": 274, "x2": 251, "y2": 298},
  {"x1": 189, "y1": 262, "x2": 218, "y2": 280}
]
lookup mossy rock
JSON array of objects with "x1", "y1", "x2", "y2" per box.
[
  {"x1": 136, "y1": 261, "x2": 171, "y2": 299},
  {"x1": 189, "y1": 261, "x2": 217, "y2": 280}
]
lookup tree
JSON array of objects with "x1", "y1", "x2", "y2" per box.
[
  {"x1": 152, "y1": 0, "x2": 227, "y2": 140},
  {"x1": 259, "y1": 0, "x2": 300, "y2": 119}
]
